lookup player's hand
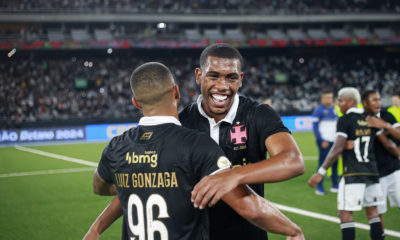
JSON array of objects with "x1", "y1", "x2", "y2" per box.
[
  {"x1": 366, "y1": 116, "x2": 388, "y2": 129},
  {"x1": 308, "y1": 173, "x2": 323, "y2": 188},
  {"x1": 321, "y1": 141, "x2": 329, "y2": 149},
  {"x1": 191, "y1": 169, "x2": 239, "y2": 209},
  {"x1": 286, "y1": 232, "x2": 306, "y2": 240},
  {"x1": 82, "y1": 229, "x2": 100, "y2": 240}
]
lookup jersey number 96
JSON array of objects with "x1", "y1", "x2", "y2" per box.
[{"x1": 128, "y1": 194, "x2": 170, "y2": 240}]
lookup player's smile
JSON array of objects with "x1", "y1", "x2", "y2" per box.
[{"x1": 196, "y1": 56, "x2": 243, "y2": 122}]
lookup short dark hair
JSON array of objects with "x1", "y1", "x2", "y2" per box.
[
  {"x1": 361, "y1": 90, "x2": 377, "y2": 102},
  {"x1": 321, "y1": 88, "x2": 334, "y2": 95},
  {"x1": 130, "y1": 62, "x2": 174, "y2": 105},
  {"x1": 200, "y1": 43, "x2": 244, "y2": 70}
]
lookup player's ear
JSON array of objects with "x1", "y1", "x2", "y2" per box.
[
  {"x1": 195, "y1": 68, "x2": 202, "y2": 85},
  {"x1": 239, "y1": 72, "x2": 244, "y2": 88},
  {"x1": 132, "y1": 97, "x2": 142, "y2": 110},
  {"x1": 173, "y1": 85, "x2": 180, "y2": 100}
]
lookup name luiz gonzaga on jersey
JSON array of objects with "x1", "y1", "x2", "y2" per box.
[{"x1": 114, "y1": 151, "x2": 178, "y2": 189}]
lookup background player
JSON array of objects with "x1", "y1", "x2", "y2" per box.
[
  {"x1": 85, "y1": 62, "x2": 304, "y2": 240},
  {"x1": 362, "y1": 90, "x2": 400, "y2": 230},
  {"x1": 312, "y1": 88, "x2": 339, "y2": 195},
  {"x1": 388, "y1": 92, "x2": 400, "y2": 123},
  {"x1": 86, "y1": 43, "x2": 305, "y2": 240},
  {"x1": 308, "y1": 87, "x2": 384, "y2": 240}
]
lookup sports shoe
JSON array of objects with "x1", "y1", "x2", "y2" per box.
[
  {"x1": 330, "y1": 187, "x2": 339, "y2": 193},
  {"x1": 315, "y1": 189, "x2": 326, "y2": 195}
]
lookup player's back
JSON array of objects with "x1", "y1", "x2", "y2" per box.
[
  {"x1": 99, "y1": 121, "x2": 227, "y2": 240},
  {"x1": 337, "y1": 109, "x2": 379, "y2": 184},
  {"x1": 374, "y1": 110, "x2": 400, "y2": 177}
]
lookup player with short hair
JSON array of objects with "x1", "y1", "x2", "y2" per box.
[
  {"x1": 308, "y1": 87, "x2": 384, "y2": 240},
  {"x1": 85, "y1": 44, "x2": 305, "y2": 240},
  {"x1": 388, "y1": 92, "x2": 400, "y2": 123},
  {"x1": 312, "y1": 88, "x2": 339, "y2": 195},
  {"x1": 84, "y1": 62, "x2": 304, "y2": 240},
  {"x1": 362, "y1": 90, "x2": 400, "y2": 230}
]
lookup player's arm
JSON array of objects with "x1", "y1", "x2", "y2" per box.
[
  {"x1": 377, "y1": 132, "x2": 400, "y2": 158},
  {"x1": 221, "y1": 184, "x2": 304, "y2": 239},
  {"x1": 191, "y1": 132, "x2": 304, "y2": 207},
  {"x1": 227, "y1": 132, "x2": 305, "y2": 183},
  {"x1": 366, "y1": 116, "x2": 400, "y2": 140},
  {"x1": 83, "y1": 196, "x2": 123, "y2": 240},
  {"x1": 93, "y1": 169, "x2": 117, "y2": 196},
  {"x1": 308, "y1": 135, "x2": 346, "y2": 187}
]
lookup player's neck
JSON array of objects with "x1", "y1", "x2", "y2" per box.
[{"x1": 142, "y1": 105, "x2": 179, "y2": 119}]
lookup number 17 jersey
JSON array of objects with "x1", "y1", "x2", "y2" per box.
[{"x1": 336, "y1": 108, "x2": 379, "y2": 184}]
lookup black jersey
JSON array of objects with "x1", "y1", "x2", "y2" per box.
[
  {"x1": 336, "y1": 108, "x2": 379, "y2": 184},
  {"x1": 97, "y1": 119, "x2": 230, "y2": 240},
  {"x1": 179, "y1": 95, "x2": 290, "y2": 240},
  {"x1": 374, "y1": 110, "x2": 400, "y2": 177}
]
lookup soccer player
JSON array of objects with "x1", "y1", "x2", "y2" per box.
[
  {"x1": 362, "y1": 90, "x2": 400, "y2": 230},
  {"x1": 388, "y1": 92, "x2": 400, "y2": 123},
  {"x1": 84, "y1": 62, "x2": 304, "y2": 240},
  {"x1": 312, "y1": 88, "x2": 339, "y2": 195},
  {"x1": 86, "y1": 43, "x2": 305, "y2": 240},
  {"x1": 308, "y1": 87, "x2": 384, "y2": 240}
]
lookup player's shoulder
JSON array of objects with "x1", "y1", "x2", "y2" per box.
[
  {"x1": 175, "y1": 125, "x2": 210, "y2": 142},
  {"x1": 179, "y1": 102, "x2": 198, "y2": 117},
  {"x1": 380, "y1": 109, "x2": 396, "y2": 122},
  {"x1": 179, "y1": 102, "x2": 201, "y2": 123},
  {"x1": 238, "y1": 95, "x2": 276, "y2": 116},
  {"x1": 102, "y1": 127, "x2": 136, "y2": 156}
]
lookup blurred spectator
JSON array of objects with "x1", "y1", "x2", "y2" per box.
[
  {"x1": 1, "y1": 0, "x2": 400, "y2": 13},
  {"x1": 1, "y1": 50, "x2": 399, "y2": 128}
]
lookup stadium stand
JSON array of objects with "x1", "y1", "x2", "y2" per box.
[
  {"x1": 1, "y1": 0, "x2": 400, "y2": 13},
  {"x1": 1, "y1": 48, "x2": 399, "y2": 129}
]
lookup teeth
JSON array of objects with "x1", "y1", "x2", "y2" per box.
[{"x1": 212, "y1": 94, "x2": 227, "y2": 101}]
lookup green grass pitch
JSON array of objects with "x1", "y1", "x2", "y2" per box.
[{"x1": 0, "y1": 132, "x2": 399, "y2": 239}]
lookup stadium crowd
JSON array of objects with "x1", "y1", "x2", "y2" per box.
[
  {"x1": 1, "y1": 50, "x2": 399, "y2": 129},
  {"x1": 2, "y1": 0, "x2": 400, "y2": 14}
]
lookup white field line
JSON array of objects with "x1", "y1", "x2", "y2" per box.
[
  {"x1": 14, "y1": 144, "x2": 98, "y2": 167},
  {"x1": 13, "y1": 145, "x2": 398, "y2": 237},
  {"x1": 0, "y1": 167, "x2": 95, "y2": 178},
  {"x1": 274, "y1": 203, "x2": 400, "y2": 238}
]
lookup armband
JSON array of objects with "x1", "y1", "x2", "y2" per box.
[{"x1": 318, "y1": 167, "x2": 327, "y2": 176}]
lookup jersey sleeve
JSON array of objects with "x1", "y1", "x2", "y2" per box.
[
  {"x1": 336, "y1": 116, "x2": 348, "y2": 139},
  {"x1": 383, "y1": 111, "x2": 400, "y2": 127},
  {"x1": 255, "y1": 104, "x2": 290, "y2": 142},
  {"x1": 189, "y1": 133, "x2": 231, "y2": 180},
  {"x1": 96, "y1": 138, "x2": 116, "y2": 183}
]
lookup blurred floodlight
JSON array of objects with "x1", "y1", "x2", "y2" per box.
[
  {"x1": 8, "y1": 48, "x2": 16, "y2": 58},
  {"x1": 157, "y1": 22, "x2": 167, "y2": 29},
  {"x1": 299, "y1": 58, "x2": 305, "y2": 64},
  {"x1": 107, "y1": 48, "x2": 113, "y2": 54},
  {"x1": 99, "y1": 88, "x2": 105, "y2": 93},
  {"x1": 84, "y1": 61, "x2": 89, "y2": 67},
  {"x1": 88, "y1": 61, "x2": 93, "y2": 68}
]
